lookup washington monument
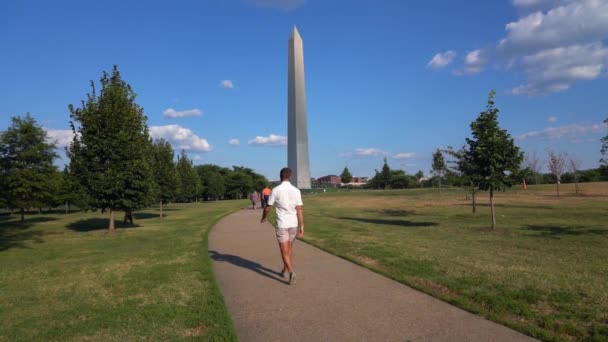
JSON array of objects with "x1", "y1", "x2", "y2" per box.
[{"x1": 287, "y1": 26, "x2": 311, "y2": 189}]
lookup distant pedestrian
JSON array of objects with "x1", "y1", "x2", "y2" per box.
[
  {"x1": 262, "y1": 185, "x2": 272, "y2": 208},
  {"x1": 261, "y1": 168, "x2": 304, "y2": 285},
  {"x1": 250, "y1": 191, "x2": 260, "y2": 210}
]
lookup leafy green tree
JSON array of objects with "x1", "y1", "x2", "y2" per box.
[
  {"x1": 444, "y1": 145, "x2": 480, "y2": 213},
  {"x1": 465, "y1": 90, "x2": 523, "y2": 228},
  {"x1": 340, "y1": 166, "x2": 353, "y2": 184},
  {"x1": 601, "y1": 118, "x2": 608, "y2": 165},
  {"x1": 68, "y1": 66, "x2": 154, "y2": 231},
  {"x1": 389, "y1": 170, "x2": 410, "y2": 189},
  {"x1": 431, "y1": 148, "x2": 446, "y2": 191},
  {"x1": 150, "y1": 139, "x2": 179, "y2": 218},
  {"x1": 0, "y1": 114, "x2": 58, "y2": 221},
  {"x1": 176, "y1": 150, "x2": 199, "y2": 202}
]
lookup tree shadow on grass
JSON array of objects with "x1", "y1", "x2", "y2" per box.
[
  {"x1": 337, "y1": 217, "x2": 437, "y2": 228},
  {"x1": 209, "y1": 250, "x2": 286, "y2": 284},
  {"x1": 363, "y1": 209, "x2": 416, "y2": 216},
  {"x1": 523, "y1": 225, "x2": 608, "y2": 237},
  {"x1": 66, "y1": 218, "x2": 140, "y2": 232},
  {"x1": 456, "y1": 203, "x2": 555, "y2": 210},
  {"x1": 0, "y1": 217, "x2": 57, "y2": 251}
]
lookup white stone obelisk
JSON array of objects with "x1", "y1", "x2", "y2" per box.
[{"x1": 288, "y1": 26, "x2": 311, "y2": 189}]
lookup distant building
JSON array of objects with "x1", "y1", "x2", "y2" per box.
[{"x1": 313, "y1": 175, "x2": 368, "y2": 188}]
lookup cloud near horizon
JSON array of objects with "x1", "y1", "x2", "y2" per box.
[
  {"x1": 45, "y1": 128, "x2": 75, "y2": 148},
  {"x1": 516, "y1": 122, "x2": 604, "y2": 140},
  {"x1": 163, "y1": 108, "x2": 203, "y2": 118},
  {"x1": 248, "y1": 134, "x2": 287, "y2": 147},
  {"x1": 228, "y1": 138, "x2": 240, "y2": 146},
  {"x1": 149, "y1": 124, "x2": 212, "y2": 152}
]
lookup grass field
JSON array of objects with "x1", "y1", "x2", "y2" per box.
[
  {"x1": 0, "y1": 201, "x2": 245, "y2": 341},
  {"x1": 302, "y1": 182, "x2": 608, "y2": 342}
]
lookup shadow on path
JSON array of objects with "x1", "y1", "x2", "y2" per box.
[{"x1": 209, "y1": 250, "x2": 286, "y2": 284}]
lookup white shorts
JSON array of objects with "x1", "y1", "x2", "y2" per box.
[{"x1": 276, "y1": 228, "x2": 297, "y2": 243}]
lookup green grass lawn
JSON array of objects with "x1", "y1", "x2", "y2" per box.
[
  {"x1": 0, "y1": 201, "x2": 245, "y2": 341},
  {"x1": 301, "y1": 183, "x2": 608, "y2": 342}
]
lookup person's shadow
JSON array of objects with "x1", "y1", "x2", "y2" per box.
[{"x1": 209, "y1": 250, "x2": 287, "y2": 284}]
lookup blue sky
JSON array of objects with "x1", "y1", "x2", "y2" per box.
[{"x1": 1, "y1": 0, "x2": 607, "y2": 180}]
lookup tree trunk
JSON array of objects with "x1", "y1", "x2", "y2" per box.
[
  {"x1": 109, "y1": 210, "x2": 115, "y2": 233},
  {"x1": 160, "y1": 200, "x2": 163, "y2": 219},
  {"x1": 556, "y1": 182, "x2": 560, "y2": 199},
  {"x1": 65, "y1": 201, "x2": 69, "y2": 214},
  {"x1": 20, "y1": 208, "x2": 25, "y2": 222},
  {"x1": 472, "y1": 191, "x2": 477, "y2": 213},
  {"x1": 489, "y1": 188, "x2": 496, "y2": 229}
]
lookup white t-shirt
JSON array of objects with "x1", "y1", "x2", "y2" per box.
[{"x1": 267, "y1": 181, "x2": 303, "y2": 229}]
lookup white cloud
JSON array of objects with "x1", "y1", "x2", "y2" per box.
[
  {"x1": 509, "y1": 43, "x2": 608, "y2": 95},
  {"x1": 427, "y1": 50, "x2": 457, "y2": 69},
  {"x1": 500, "y1": 0, "x2": 608, "y2": 53},
  {"x1": 163, "y1": 108, "x2": 203, "y2": 118},
  {"x1": 252, "y1": 0, "x2": 305, "y2": 9},
  {"x1": 228, "y1": 138, "x2": 240, "y2": 146},
  {"x1": 149, "y1": 124, "x2": 212, "y2": 152},
  {"x1": 547, "y1": 116, "x2": 558, "y2": 123},
  {"x1": 454, "y1": 49, "x2": 488, "y2": 75},
  {"x1": 45, "y1": 128, "x2": 74, "y2": 148},
  {"x1": 220, "y1": 80, "x2": 234, "y2": 89},
  {"x1": 516, "y1": 122, "x2": 604, "y2": 140},
  {"x1": 393, "y1": 152, "x2": 416, "y2": 159},
  {"x1": 340, "y1": 148, "x2": 388, "y2": 158},
  {"x1": 248, "y1": 134, "x2": 287, "y2": 147}
]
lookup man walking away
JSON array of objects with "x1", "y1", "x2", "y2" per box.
[
  {"x1": 262, "y1": 185, "x2": 272, "y2": 208},
  {"x1": 261, "y1": 168, "x2": 304, "y2": 285},
  {"x1": 250, "y1": 191, "x2": 260, "y2": 210}
]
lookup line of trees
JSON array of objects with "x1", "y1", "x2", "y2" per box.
[{"x1": 0, "y1": 66, "x2": 268, "y2": 231}]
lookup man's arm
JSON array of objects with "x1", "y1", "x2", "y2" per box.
[
  {"x1": 296, "y1": 205, "x2": 304, "y2": 237},
  {"x1": 261, "y1": 205, "x2": 272, "y2": 223}
]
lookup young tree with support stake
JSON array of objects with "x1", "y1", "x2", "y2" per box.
[
  {"x1": 465, "y1": 90, "x2": 523, "y2": 229},
  {"x1": 546, "y1": 149, "x2": 565, "y2": 199},
  {"x1": 431, "y1": 149, "x2": 446, "y2": 192},
  {"x1": 68, "y1": 66, "x2": 154, "y2": 232}
]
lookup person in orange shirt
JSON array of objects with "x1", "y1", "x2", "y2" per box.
[{"x1": 261, "y1": 185, "x2": 272, "y2": 208}]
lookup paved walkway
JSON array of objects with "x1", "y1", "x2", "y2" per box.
[{"x1": 209, "y1": 209, "x2": 536, "y2": 342}]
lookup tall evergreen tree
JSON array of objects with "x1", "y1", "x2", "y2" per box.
[
  {"x1": 340, "y1": 166, "x2": 353, "y2": 184},
  {"x1": 0, "y1": 114, "x2": 58, "y2": 221},
  {"x1": 150, "y1": 139, "x2": 178, "y2": 218},
  {"x1": 380, "y1": 158, "x2": 391, "y2": 189},
  {"x1": 176, "y1": 150, "x2": 199, "y2": 202},
  {"x1": 465, "y1": 90, "x2": 523, "y2": 228},
  {"x1": 68, "y1": 66, "x2": 154, "y2": 232}
]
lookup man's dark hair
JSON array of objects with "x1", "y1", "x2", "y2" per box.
[{"x1": 280, "y1": 167, "x2": 292, "y2": 180}]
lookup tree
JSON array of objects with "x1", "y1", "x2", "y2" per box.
[
  {"x1": 380, "y1": 158, "x2": 391, "y2": 189},
  {"x1": 340, "y1": 166, "x2": 353, "y2": 184},
  {"x1": 68, "y1": 66, "x2": 154, "y2": 232},
  {"x1": 431, "y1": 149, "x2": 446, "y2": 191},
  {"x1": 547, "y1": 149, "x2": 565, "y2": 198},
  {"x1": 414, "y1": 170, "x2": 425, "y2": 188},
  {"x1": 444, "y1": 145, "x2": 479, "y2": 213},
  {"x1": 523, "y1": 151, "x2": 542, "y2": 185},
  {"x1": 567, "y1": 156, "x2": 582, "y2": 195},
  {"x1": 465, "y1": 90, "x2": 523, "y2": 228},
  {"x1": 176, "y1": 150, "x2": 199, "y2": 202},
  {"x1": 601, "y1": 117, "x2": 608, "y2": 165},
  {"x1": 0, "y1": 114, "x2": 59, "y2": 221},
  {"x1": 150, "y1": 139, "x2": 179, "y2": 218}
]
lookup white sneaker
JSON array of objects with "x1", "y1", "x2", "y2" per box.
[{"x1": 289, "y1": 272, "x2": 297, "y2": 285}]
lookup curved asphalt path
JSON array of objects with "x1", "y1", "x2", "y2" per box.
[{"x1": 209, "y1": 209, "x2": 536, "y2": 342}]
